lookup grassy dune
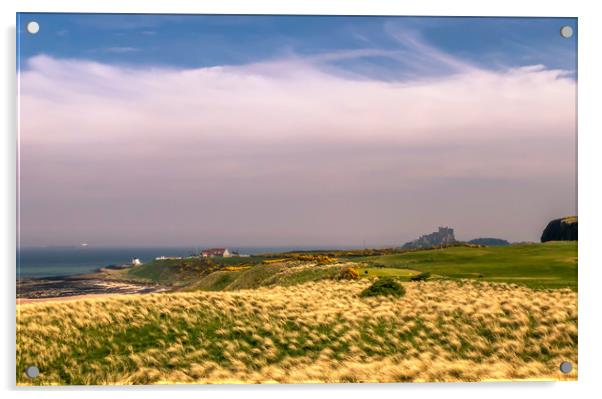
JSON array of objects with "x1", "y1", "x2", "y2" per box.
[
  {"x1": 124, "y1": 256, "x2": 266, "y2": 287},
  {"x1": 135, "y1": 261, "x2": 350, "y2": 292},
  {"x1": 17, "y1": 279, "x2": 577, "y2": 385}
]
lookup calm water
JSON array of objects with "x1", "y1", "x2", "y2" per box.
[{"x1": 16, "y1": 246, "x2": 353, "y2": 279}]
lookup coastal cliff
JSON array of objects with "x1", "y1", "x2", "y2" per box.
[{"x1": 541, "y1": 216, "x2": 578, "y2": 242}]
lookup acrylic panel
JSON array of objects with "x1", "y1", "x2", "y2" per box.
[{"x1": 16, "y1": 13, "x2": 578, "y2": 385}]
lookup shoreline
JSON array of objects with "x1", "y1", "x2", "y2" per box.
[
  {"x1": 18, "y1": 263, "x2": 134, "y2": 281},
  {"x1": 17, "y1": 266, "x2": 164, "y2": 300}
]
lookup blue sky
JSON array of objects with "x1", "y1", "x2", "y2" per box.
[
  {"x1": 17, "y1": 14, "x2": 577, "y2": 76},
  {"x1": 17, "y1": 14, "x2": 577, "y2": 247}
]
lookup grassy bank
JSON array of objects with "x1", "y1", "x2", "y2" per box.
[
  {"x1": 117, "y1": 242, "x2": 577, "y2": 292},
  {"x1": 17, "y1": 279, "x2": 577, "y2": 385}
]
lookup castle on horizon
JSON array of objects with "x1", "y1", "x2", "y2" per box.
[{"x1": 402, "y1": 226, "x2": 457, "y2": 249}]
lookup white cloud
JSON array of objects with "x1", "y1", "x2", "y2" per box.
[
  {"x1": 20, "y1": 53, "x2": 575, "y2": 172},
  {"x1": 17, "y1": 50, "x2": 577, "y2": 245}
]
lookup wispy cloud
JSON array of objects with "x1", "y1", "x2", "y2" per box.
[
  {"x1": 21, "y1": 51, "x2": 574, "y2": 146},
  {"x1": 383, "y1": 22, "x2": 479, "y2": 75},
  {"x1": 291, "y1": 25, "x2": 486, "y2": 82}
]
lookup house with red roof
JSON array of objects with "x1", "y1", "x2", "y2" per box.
[{"x1": 200, "y1": 248, "x2": 231, "y2": 258}]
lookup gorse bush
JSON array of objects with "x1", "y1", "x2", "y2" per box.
[
  {"x1": 316, "y1": 256, "x2": 338, "y2": 265},
  {"x1": 334, "y1": 267, "x2": 360, "y2": 281},
  {"x1": 263, "y1": 259, "x2": 286, "y2": 264},
  {"x1": 410, "y1": 272, "x2": 431, "y2": 282},
  {"x1": 360, "y1": 277, "x2": 406, "y2": 298}
]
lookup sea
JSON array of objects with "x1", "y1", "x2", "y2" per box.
[{"x1": 16, "y1": 245, "x2": 359, "y2": 279}]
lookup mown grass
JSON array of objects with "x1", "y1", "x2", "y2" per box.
[
  {"x1": 356, "y1": 267, "x2": 419, "y2": 279},
  {"x1": 352, "y1": 242, "x2": 577, "y2": 290},
  {"x1": 17, "y1": 279, "x2": 577, "y2": 385}
]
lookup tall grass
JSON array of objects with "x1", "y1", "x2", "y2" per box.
[{"x1": 17, "y1": 280, "x2": 577, "y2": 385}]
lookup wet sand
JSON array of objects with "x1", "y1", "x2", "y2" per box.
[{"x1": 17, "y1": 267, "x2": 165, "y2": 301}]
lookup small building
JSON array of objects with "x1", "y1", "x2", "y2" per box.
[
  {"x1": 200, "y1": 248, "x2": 231, "y2": 258},
  {"x1": 155, "y1": 256, "x2": 183, "y2": 261},
  {"x1": 131, "y1": 258, "x2": 142, "y2": 266}
]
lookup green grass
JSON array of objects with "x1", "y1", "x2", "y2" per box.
[
  {"x1": 209, "y1": 256, "x2": 267, "y2": 265},
  {"x1": 184, "y1": 270, "x2": 244, "y2": 291},
  {"x1": 125, "y1": 256, "x2": 267, "y2": 286},
  {"x1": 187, "y1": 263, "x2": 347, "y2": 291},
  {"x1": 126, "y1": 258, "x2": 207, "y2": 285},
  {"x1": 356, "y1": 267, "x2": 419, "y2": 279},
  {"x1": 224, "y1": 264, "x2": 289, "y2": 290},
  {"x1": 351, "y1": 242, "x2": 577, "y2": 290},
  {"x1": 123, "y1": 242, "x2": 577, "y2": 291}
]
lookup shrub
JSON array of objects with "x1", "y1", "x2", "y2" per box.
[
  {"x1": 410, "y1": 272, "x2": 431, "y2": 282},
  {"x1": 316, "y1": 256, "x2": 338, "y2": 265},
  {"x1": 334, "y1": 267, "x2": 359, "y2": 280},
  {"x1": 360, "y1": 277, "x2": 405, "y2": 298}
]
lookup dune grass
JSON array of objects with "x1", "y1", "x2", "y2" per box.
[
  {"x1": 17, "y1": 279, "x2": 577, "y2": 385},
  {"x1": 185, "y1": 263, "x2": 347, "y2": 292},
  {"x1": 185, "y1": 270, "x2": 244, "y2": 291}
]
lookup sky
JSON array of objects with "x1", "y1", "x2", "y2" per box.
[{"x1": 17, "y1": 14, "x2": 577, "y2": 247}]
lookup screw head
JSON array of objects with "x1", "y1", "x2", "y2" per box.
[
  {"x1": 559, "y1": 361, "x2": 573, "y2": 373},
  {"x1": 560, "y1": 25, "x2": 573, "y2": 39},
  {"x1": 26, "y1": 21, "x2": 40, "y2": 35},
  {"x1": 25, "y1": 365, "x2": 39, "y2": 379}
]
